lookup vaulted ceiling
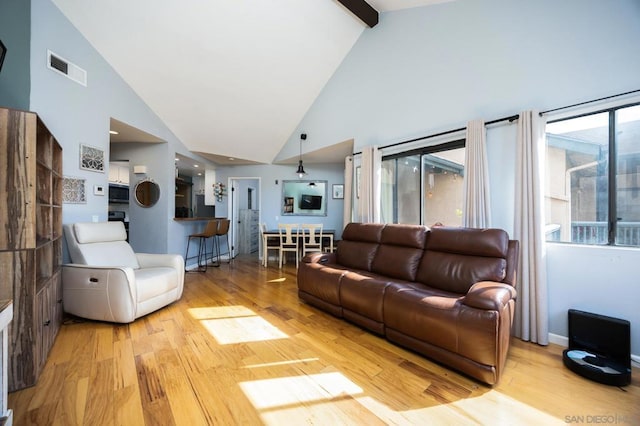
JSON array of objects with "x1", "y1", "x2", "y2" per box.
[{"x1": 52, "y1": 0, "x2": 447, "y2": 165}]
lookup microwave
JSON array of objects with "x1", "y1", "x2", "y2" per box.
[{"x1": 108, "y1": 184, "x2": 129, "y2": 203}]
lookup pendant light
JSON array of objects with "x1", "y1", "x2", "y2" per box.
[{"x1": 296, "y1": 133, "x2": 307, "y2": 178}]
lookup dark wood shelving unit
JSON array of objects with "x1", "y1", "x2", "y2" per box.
[{"x1": 0, "y1": 108, "x2": 63, "y2": 391}]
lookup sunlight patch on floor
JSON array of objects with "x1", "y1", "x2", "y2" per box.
[
  {"x1": 444, "y1": 390, "x2": 563, "y2": 425},
  {"x1": 188, "y1": 305, "x2": 256, "y2": 320},
  {"x1": 201, "y1": 316, "x2": 288, "y2": 344},
  {"x1": 188, "y1": 305, "x2": 289, "y2": 344},
  {"x1": 242, "y1": 358, "x2": 319, "y2": 369},
  {"x1": 354, "y1": 390, "x2": 564, "y2": 425},
  {"x1": 354, "y1": 395, "x2": 467, "y2": 425},
  {"x1": 239, "y1": 372, "x2": 363, "y2": 411}
]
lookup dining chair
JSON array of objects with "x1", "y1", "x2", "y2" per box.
[
  {"x1": 301, "y1": 223, "x2": 323, "y2": 257},
  {"x1": 278, "y1": 223, "x2": 299, "y2": 268},
  {"x1": 260, "y1": 223, "x2": 280, "y2": 267}
]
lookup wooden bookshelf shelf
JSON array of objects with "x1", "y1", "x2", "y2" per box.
[{"x1": 0, "y1": 108, "x2": 63, "y2": 391}]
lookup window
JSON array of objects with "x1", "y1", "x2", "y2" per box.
[
  {"x1": 381, "y1": 142, "x2": 465, "y2": 226},
  {"x1": 545, "y1": 103, "x2": 640, "y2": 246}
]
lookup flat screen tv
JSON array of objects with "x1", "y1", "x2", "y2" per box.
[{"x1": 299, "y1": 194, "x2": 322, "y2": 210}]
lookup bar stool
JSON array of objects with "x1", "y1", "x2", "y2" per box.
[
  {"x1": 185, "y1": 219, "x2": 219, "y2": 272},
  {"x1": 214, "y1": 219, "x2": 232, "y2": 265}
]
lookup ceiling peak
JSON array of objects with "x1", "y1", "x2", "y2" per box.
[{"x1": 337, "y1": 0, "x2": 379, "y2": 27}]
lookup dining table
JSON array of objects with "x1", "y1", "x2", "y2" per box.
[{"x1": 262, "y1": 228, "x2": 336, "y2": 264}]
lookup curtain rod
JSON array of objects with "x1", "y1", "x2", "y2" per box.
[
  {"x1": 352, "y1": 113, "x2": 519, "y2": 156},
  {"x1": 540, "y1": 89, "x2": 640, "y2": 116}
]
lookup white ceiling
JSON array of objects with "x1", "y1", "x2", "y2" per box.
[{"x1": 53, "y1": 0, "x2": 447, "y2": 165}]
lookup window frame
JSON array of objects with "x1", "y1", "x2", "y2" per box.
[
  {"x1": 546, "y1": 100, "x2": 640, "y2": 247},
  {"x1": 381, "y1": 139, "x2": 465, "y2": 225}
]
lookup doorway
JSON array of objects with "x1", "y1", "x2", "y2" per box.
[{"x1": 229, "y1": 177, "x2": 261, "y2": 259}]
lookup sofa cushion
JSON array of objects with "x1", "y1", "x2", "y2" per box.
[
  {"x1": 297, "y1": 262, "x2": 348, "y2": 308},
  {"x1": 336, "y1": 223, "x2": 382, "y2": 271},
  {"x1": 341, "y1": 222, "x2": 383, "y2": 243},
  {"x1": 383, "y1": 282, "x2": 463, "y2": 353},
  {"x1": 74, "y1": 221, "x2": 127, "y2": 243},
  {"x1": 415, "y1": 227, "x2": 508, "y2": 294},
  {"x1": 426, "y1": 227, "x2": 508, "y2": 257},
  {"x1": 379, "y1": 224, "x2": 428, "y2": 249},
  {"x1": 336, "y1": 241, "x2": 378, "y2": 271},
  {"x1": 340, "y1": 271, "x2": 393, "y2": 325},
  {"x1": 69, "y1": 222, "x2": 140, "y2": 269},
  {"x1": 371, "y1": 224, "x2": 428, "y2": 281},
  {"x1": 75, "y1": 241, "x2": 141, "y2": 270},
  {"x1": 135, "y1": 267, "x2": 179, "y2": 302}
]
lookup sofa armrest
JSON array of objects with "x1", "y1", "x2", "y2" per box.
[
  {"x1": 136, "y1": 253, "x2": 185, "y2": 297},
  {"x1": 136, "y1": 253, "x2": 183, "y2": 270},
  {"x1": 463, "y1": 281, "x2": 517, "y2": 311},
  {"x1": 62, "y1": 264, "x2": 137, "y2": 322},
  {"x1": 302, "y1": 252, "x2": 336, "y2": 264}
]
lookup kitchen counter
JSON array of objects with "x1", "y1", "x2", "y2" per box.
[{"x1": 173, "y1": 217, "x2": 225, "y2": 222}]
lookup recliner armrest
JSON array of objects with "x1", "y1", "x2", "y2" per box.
[
  {"x1": 62, "y1": 264, "x2": 138, "y2": 322},
  {"x1": 302, "y1": 252, "x2": 336, "y2": 264},
  {"x1": 136, "y1": 253, "x2": 185, "y2": 297},
  {"x1": 136, "y1": 253, "x2": 184, "y2": 270},
  {"x1": 463, "y1": 281, "x2": 517, "y2": 311}
]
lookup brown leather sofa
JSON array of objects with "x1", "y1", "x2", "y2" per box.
[{"x1": 297, "y1": 222, "x2": 519, "y2": 385}]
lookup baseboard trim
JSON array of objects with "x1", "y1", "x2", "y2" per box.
[
  {"x1": 548, "y1": 333, "x2": 568, "y2": 347},
  {"x1": 184, "y1": 255, "x2": 232, "y2": 271},
  {"x1": 547, "y1": 333, "x2": 640, "y2": 368}
]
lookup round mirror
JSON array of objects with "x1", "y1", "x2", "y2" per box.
[{"x1": 134, "y1": 179, "x2": 161, "y2": 207}]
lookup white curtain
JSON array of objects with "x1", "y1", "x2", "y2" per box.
[
  {"x1": 343, "y1": 156, "x2": 353, "y2": 227},
  {"x1": 462, "y1": 119, "x2": 491, "y2": 228},
  {"x1": 513, "y1": 110, "x2": 549, "y2": 345},
  {"x1": 356, "y1": 145, "x2": 381, "y2": 223}
]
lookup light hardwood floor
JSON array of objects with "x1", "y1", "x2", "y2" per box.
[{"x1": 8, "y1": 255, "x2": 640, "y2": 425}]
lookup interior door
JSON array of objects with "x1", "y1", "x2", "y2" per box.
[{"x1": 229, "y1": 177, "x2": 261, "y2": 259}]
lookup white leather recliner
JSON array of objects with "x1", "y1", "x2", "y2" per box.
[{"x1": 62, "y1": 221, "x2": 184, "y2": 323}]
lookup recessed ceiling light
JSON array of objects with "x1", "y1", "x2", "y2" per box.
[
  {"x1": 175, "y1": 158, "x2": 179, "y2": 161},
  {"x1": 193, "y1": 164, "x2": 199, "y2": 168},
  {"x1": 109, "y1": 130, "x2": 119, "y2": 135}
]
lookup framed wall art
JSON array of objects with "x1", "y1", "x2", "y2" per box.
[
  {"x1": 63, "y1": 176, "x2": 86, "y2": 203},
  {"x1": 80, "y1": 144, "x2": 105, "y2": 172},
  {"x1": 332, "y1": 184, "x2": 344, "y2": 199}
]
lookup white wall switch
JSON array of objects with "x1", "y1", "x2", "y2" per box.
[{"x1": 94, "y1": 185, "x2": 104, "y2": 195}]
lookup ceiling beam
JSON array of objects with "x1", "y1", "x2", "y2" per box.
[{"x1": 337, "y1": 0, "x2": 379, "y2": 28}]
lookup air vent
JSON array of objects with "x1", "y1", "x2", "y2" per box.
[{"x1": 47, "y1": 50, "x2": 87, "y2": 87}]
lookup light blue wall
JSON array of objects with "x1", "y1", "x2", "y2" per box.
[
  {"x1": 280, "y1": 0, "x2": 640, "y2": 158},
  {"x1": 19, "y1": 0, "x2": 640, "y2": 354},
  {"x1": 278, "y1": 0, "x2": 640, "y2": 355},
  {"x1": 29, "y1": 0, "x2": 205, "y2": 258},
  {"x1": 214, "y1": 163, "x2": 345, "y2": 238},
  {"x1": 0, "y1": 0, "x2": 31, "y2": 110},
  {"x1": 110, "y1": 143, "x2": 170, "y2": 253}
]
